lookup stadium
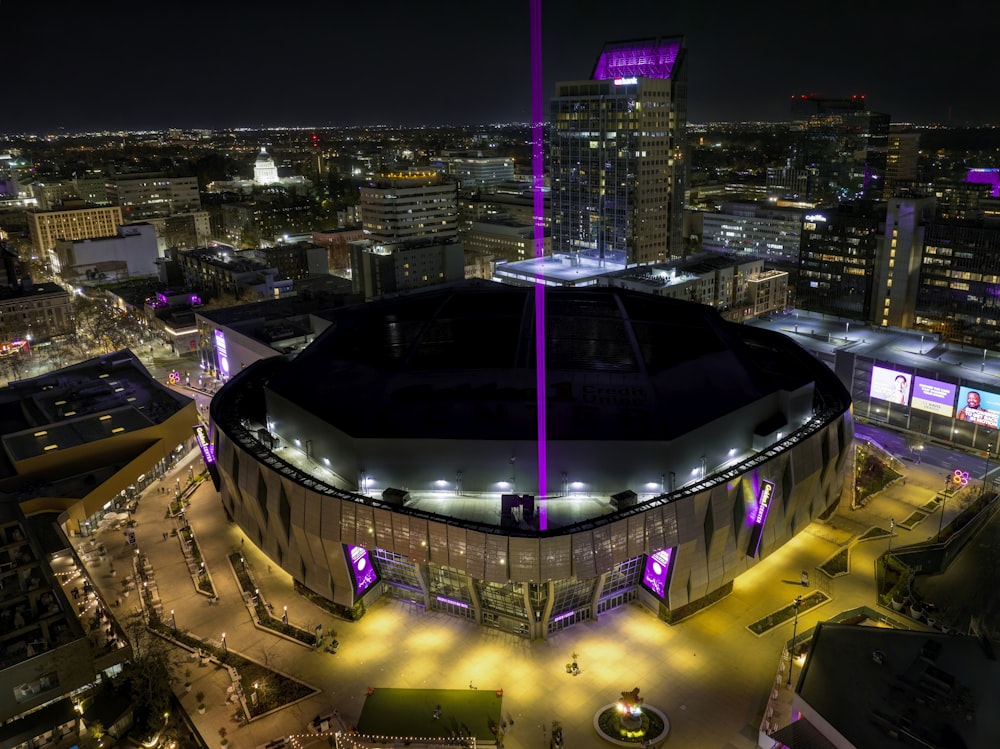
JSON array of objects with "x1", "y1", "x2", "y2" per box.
[{"x1": 210, "y1": 281, "x2": 853, "y2": 637}]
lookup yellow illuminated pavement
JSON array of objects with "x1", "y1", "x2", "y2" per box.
[{"x1": 84, "y1": 444, "x2": 948, "y2": 749}]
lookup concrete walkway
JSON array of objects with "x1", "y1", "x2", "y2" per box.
[{"x1": 75, "y1": 444, "x2": 960, "y2": 749}]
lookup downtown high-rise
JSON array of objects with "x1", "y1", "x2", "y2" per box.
[{"x1": 551, "y1": 37, "x2": 687, "y2": 265}]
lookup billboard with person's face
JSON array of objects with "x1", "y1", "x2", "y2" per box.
[
  {"x1": 869, "y1": 366, "x2": 911, "y2": 405},
  {"x1": 956, "y1": 386, "x2": 1000, "y2": 428}
]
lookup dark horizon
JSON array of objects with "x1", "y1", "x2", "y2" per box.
[{"x1": 5, "y1": 0, "x2": 996, "y2": 134}]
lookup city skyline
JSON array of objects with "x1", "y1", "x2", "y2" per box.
[{"x1": 5, "y1": 0, "x2": 997, "y2": 133}]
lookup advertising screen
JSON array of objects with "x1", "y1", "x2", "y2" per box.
[
  {"x1": 640, "y1": 548, "x2": 674, "y2": 600},
  {"x1": 956, "y1": 386, "x2": 1000, "y2": 429},
  {"x1": 344, "y1": 545, "x2": 379, "y2": 596},
  {"x1": 214, "y1": 329, "x2": 230, "y2": 378},
  {"x1": 869, "y1": 365, "x2": 911, "y2": 405},
  {"x1": 911, "y1": 377, "x2": 958, "y2": 417}
]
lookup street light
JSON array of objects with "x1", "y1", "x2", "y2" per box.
[
  {"x1": 170, "y1": 609, "x2": 176, "y2": 630},
  {"x1": 787, "y1": 595, "x2": 803, "y2": 687},
  {"x1": 888, "y1": 518, "x2": 895, "y2": 553},
  {"x1": 221, "y1": 632, "x2": 227, "y2": 653},
  {"x1": 983, "y1": 444, "x2": 994, "y2": 498},
  {"x1": 282, "y1": 606, "x2": 288, "y2": 625}
]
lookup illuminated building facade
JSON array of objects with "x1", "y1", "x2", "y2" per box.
[
  {"x1": 254, "y1": 147, "x2": 279, "y2": 185},
  {"x1": 0, "y1": 281, "x2": 73, "y2": 345},
  {"x1": 26, "y1": 203, "x2": 124, "y2": 256},
  {"x1": 359, "y1": 173, "x2": 459, "y2": 244},
  {"x1": 701, "y1": 201, "x2": 806, "y2": 265},
  {"x1": 211, "y1": 282, "x2": 852, "y2": 637},
  {"x1": 795, "y1": 202, "x2": 884, "y2": 318},
  {"x1": 448, "y1": 156, "x2": 515, "y2": 189},
  {"x1": 551, "y1": 37, "x2": 687, "y2": 264},
  {"x1": 788, "y1": 94, "x2": 890, "y2": 202},
  {"x1": 106, "y1": 174, "x2": 201, "y2": 219}
]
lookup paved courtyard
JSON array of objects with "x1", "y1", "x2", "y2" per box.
[{"x1": 76, "y1": 439, "x2": 967, "y2": 749}]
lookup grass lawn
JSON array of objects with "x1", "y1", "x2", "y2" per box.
[{"x1": 356, "y1": 688, "x2": 503, "y2": 740}]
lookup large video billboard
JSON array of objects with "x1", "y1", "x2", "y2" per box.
[
  {"x1": 911, "y1": 376, "x2": 958, "y2": 418},
  {"x1": 869, "y1": 366, "x2": 911, "y2": 405},
  {"x1": 344, "y1": 545, "x2": 380, "y2": 596},
  {"x1": 956, "y1": 386, "x2": 1000, "y2": 429},
  {"x1": 640, "y1": 548, "x2": 674, "y2": 600}
]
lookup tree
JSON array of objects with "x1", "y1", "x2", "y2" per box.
[{"x1": 116, "y1": 613, "x2": 179, "y2": 738}]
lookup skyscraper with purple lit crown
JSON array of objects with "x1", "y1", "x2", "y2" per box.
[{"x1": 551, "y1": 37, "x2": 687, "y2": 265}]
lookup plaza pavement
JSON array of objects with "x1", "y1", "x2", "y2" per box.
[{"x1": 77, "y1": 443, "x2": 960, "y2": 749}]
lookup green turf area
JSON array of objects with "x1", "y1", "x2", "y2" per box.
[{"x1": 356, "y1": 688, "x2": 503, "y2": 740}]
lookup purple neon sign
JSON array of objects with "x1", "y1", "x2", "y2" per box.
[
  {"x1": 593, "y1": 39, "x2": 682, "y2": 81},
  {"x1": 192, "y1": 424, "x2": 215, "y2": 464},
  {"x1": 552, "y1": 610, "x2": 575, "y2": 622},
  {"x1": 345, "y1": 545, "x2": 379, "y2": 596},
  {"x1": 746, "y1": 480, "x2": 775, "y2": 557},
  {"x1": 435, "y1": 595, "x2": 469, "y2": 609},
  {"x1": 214, "y1": 329, "x2": 230, "y2": 378},
  {"x1": 966, "y1": 168, "x2": 1000, "y2": 198},
  {"x1": 641, "y1": 548, "x2": 673, "y2": 600}
]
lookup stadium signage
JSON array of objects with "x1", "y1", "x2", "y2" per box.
[
  {"x1": 640, "y1": 548, "x2": 674, "y2": 600},
  {"x1": 193, "y1": 424, "x2": 215, "y2": 465},
  {"x1": 346, "y1": 545, "x2": 379, "y2": 596},
  {"x1": 746, "y1": 480, "x2": 775, "y2": 558}
]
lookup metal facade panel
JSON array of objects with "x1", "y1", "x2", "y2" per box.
[
  {"x1": 660, "y1": 501, "x2": 680, "y2": 549},
  {"x1": 627, "y1": 514, "x2": 646, "y2": 558},
  {"x1": 354, "y1": 504, "x2": 375, "y2": 547},
  {"x1": 427, "y1": 521, "x2": 449, "y2": 566},
  {"x1": 373, "y1": 508, "x2": 395, "y2": 553},
  {"x1": 539, "y1": 535, "x2": 572, "y2": 581},
  {"x1": 318, "y1": 491, "x2": 341, "y2": 543},
  {"x1": 645, "y1": 505, "x2": 665, "y2": 551},
  {"x1": 571, "y1": 531, "x2": 597, "y2": 579},
  {"x1": 447, "y1": 525, "x2": 468, "y2": 572},
  {"x1": 507, "y1": 536, "x2": 540, "y2": 582},
  {"x1": 592, "y1": 525, "x2": 613, "y2": 574},
  {"x1": 391, "y1": 513, "x2": 410, "y2": 557},
  {"x1": 483, "y1": 535, "x2": 508, "y2": 583},
  {"x1": 609, "y1": 519, "x2": 630, "y2": 565},
  {"x1": 339, "y1": 501, "x2": 357, "y2": 547},
  {"x1": 464, "y1": 530, "x2": 487, "y2": 581},
  {"x1": 408, "y1": 517, "x2": 428, "y2": 564}
]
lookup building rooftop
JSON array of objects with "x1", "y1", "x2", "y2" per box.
[
  {"x1": 791, "y1": 623, "x2": 1000, "y2": 749},
  {"x1": 0, "y1": 350, "x2": 190, "y2": 486}
]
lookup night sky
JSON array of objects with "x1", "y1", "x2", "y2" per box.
[{"x1": 5, "y1": 0, "x2": 995, "y2": 133}]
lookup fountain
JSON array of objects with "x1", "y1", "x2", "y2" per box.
[{"x1": 593, "y1": 687, "x2": 670, "y2": 746}]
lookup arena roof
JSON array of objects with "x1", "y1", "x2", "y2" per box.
[{"x1": 265, "y1": 281, "x2": 827, "y2": 442}]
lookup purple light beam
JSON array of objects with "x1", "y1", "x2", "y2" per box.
[{"x1": 531, "y1": 0, "x2": 548, "y2": 530}]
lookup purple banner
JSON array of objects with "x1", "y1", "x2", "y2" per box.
[
  {"x1": 911, "y1": 376, "x2": 957, "y2": 417},
  {"x1": 193, "y1": 424, "x2": 215, "y2": 465},
  {"x1": 746, "y1": 480, "x2": 775, "y2": 558},
  {"x1": 346, "y1": 545, "x2": 379, "y2": 596},
  {"x1": 215, "y1": 329, "x2": 230, "y2": 378},
  {"x1": 641, "y1": 548, "x2": 673, "y2": 600}
]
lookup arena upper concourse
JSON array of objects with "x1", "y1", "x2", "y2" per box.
[{"x1": 210, "y1": 281, "x2": 853, "y2": 637}]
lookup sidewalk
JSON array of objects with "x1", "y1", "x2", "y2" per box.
[{"x1": 74, "y1": 443, "x2": 960, "y2": 749}]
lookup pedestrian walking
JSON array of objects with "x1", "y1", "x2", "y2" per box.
[{"x1": 801, "y1": 570, "x2": 810, "y2": 587}]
